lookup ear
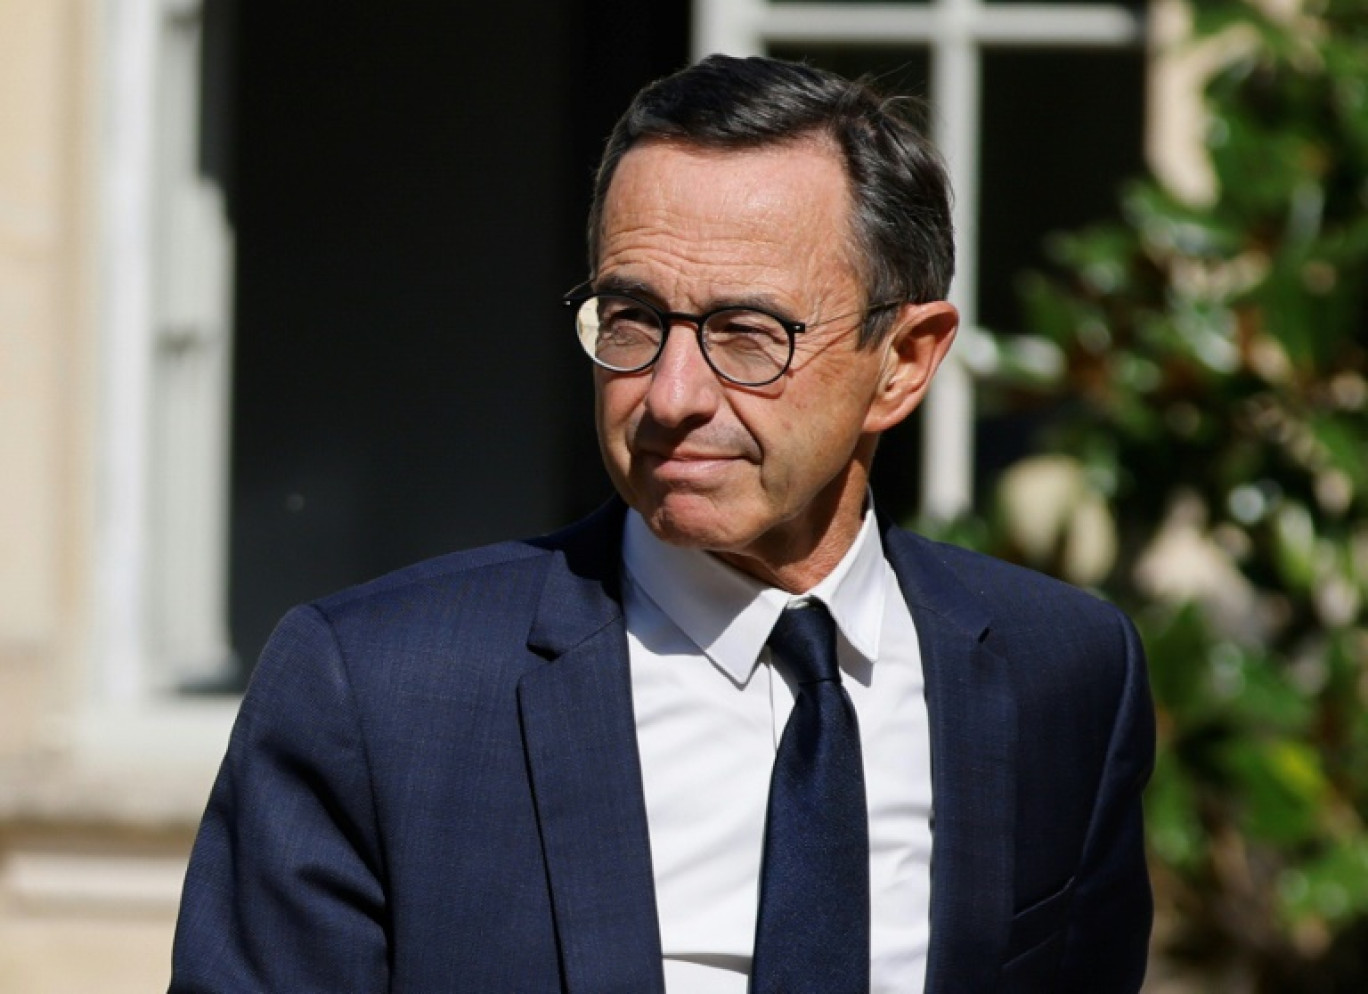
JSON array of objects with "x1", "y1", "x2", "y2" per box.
[{"x1": 862, "y1": 301, "x2": 959, "y2": 434}]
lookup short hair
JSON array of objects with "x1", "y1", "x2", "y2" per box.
[{"x1": 587, "y1": 53, "x2": 955, "y2": 346}]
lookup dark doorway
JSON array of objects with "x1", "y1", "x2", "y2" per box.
[{"x1": 223, "y1": 2, "x2": 689, "y2": 679}]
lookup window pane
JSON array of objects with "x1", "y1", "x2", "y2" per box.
[
  {"x1": 975, "y1": 45, "x2": 1145, "y2": 492},
  {"x1": 977, "y1": 45, "x2": 1145, "y2": 333},
  {"x1": 226, "y1": 0, "x2": 689, "y2": 683}
]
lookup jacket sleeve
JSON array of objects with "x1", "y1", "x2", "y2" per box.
[
  {"x1": 1057, "y1": 609, "x2": 1156, "y2": 993},
  {"x1": 170, "y1": 604, "x2": 389, "y2": 993}
]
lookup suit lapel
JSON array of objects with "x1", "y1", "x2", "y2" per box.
[
  {"x1": 518, "y1": 503, "x2": 666, "y2": 994},
  {"x1": 883, "y1": 524, "x2": 1017, "y2": 993},
  {"x1": 515, "y1": 507, "x2": 1016, "y2": 992}
]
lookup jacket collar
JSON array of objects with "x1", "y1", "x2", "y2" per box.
[
  {"x1": 519, "y1": 499, "x2": 667, "y2": 993},
  {"x1": 882, "y1": 521, "x2": 1018, "y2": 992},
  {"x1": 525, "y1": 498, "x2": 628, "y2": 658}
]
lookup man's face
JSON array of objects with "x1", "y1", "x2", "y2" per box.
[{"x1": 593, "y1": 137, "x2": 919, "y2": 585}]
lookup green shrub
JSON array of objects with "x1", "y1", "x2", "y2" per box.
[{"x1": 948, "y1": 1, "x2": 1368, "y2": 987}]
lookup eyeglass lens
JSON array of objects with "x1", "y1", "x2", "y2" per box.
[{"x1": 573, "y1": 295, "x2": 792, "y2": 386}]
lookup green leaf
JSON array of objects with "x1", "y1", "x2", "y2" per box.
[
  {"x1": 1279, "y1": 838, "x2": 1368, "y2": 926},
  {"x1": 1310, "y1": 415, "x2": 1368, "y2": 494},
  {"x1": 1122, "y1": 183, "x2": 1243, "y2": 259},
  {"x1": 1219, "y1": 737, "x2": 1328, "y2": 845},
  {"x1": 1147, "y1": 751, "x2": 1208, "y2": 871},
  {"x1": 1273, "y1": 501, "x2": 1319, "y2": 592},
  {"x1": 1207, "y1": 640, "x2": 1313, "y2": 732},
  {"x1": 1139, "y1": 604, "x2": 1216, "y2": 716},
  {"x1": 1016, "y1": 273, "x2": 1091, "y2": 350},
  {"x1": 1190, "y1": 2, "x2": 1260, "y2": 39}
]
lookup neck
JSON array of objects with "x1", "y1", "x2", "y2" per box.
[{"x1": 714, "y1": 456, "x2": 872, "y2": 594}]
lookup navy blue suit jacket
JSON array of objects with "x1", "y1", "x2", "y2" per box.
[{"x1": 171, "y1": 501, "x2": 1153, "y2": 992}]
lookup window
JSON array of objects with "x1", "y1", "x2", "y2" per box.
[
  {"x1": 695, "y1": 0, "x2": 1146, "y2": 516},
  {"x1": 95, "y1": 0, "x2": 236, "y2": 710}
]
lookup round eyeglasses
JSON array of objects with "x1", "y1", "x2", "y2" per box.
[{"x1": 564, "y1": 286, "x2": 900, "y2": 388}]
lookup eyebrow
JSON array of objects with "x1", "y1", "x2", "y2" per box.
[
  {"x1": 592, "y1": 274, "x2": 657, "y2": 300},
  {"x1": 591, "y1": 274, "x2": 800, "y2": 322}
]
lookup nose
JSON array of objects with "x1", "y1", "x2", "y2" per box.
[{"x1": 643, "y1": 323, "x2": 722, "y2": 427}]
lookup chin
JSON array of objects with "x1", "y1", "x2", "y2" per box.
[{"x1": 637, "y1": 493, "x2": 754, "y2": 553}]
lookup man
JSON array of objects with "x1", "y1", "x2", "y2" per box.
[{"x1": 171, "y1": 55, "x2": 1153, "y2": 993}]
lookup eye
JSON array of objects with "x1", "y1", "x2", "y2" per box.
[
  {"x1": 583, "y1": 296, "x2": 660, "y2": 363},
  {"x1": 597, "y1": 297, "x2": 647, "y2": 324},
  {"x1": 706, "y1": 310, "x2": 789, "y2": 346},
  {"x1": 597, "y1": 297, "x2": 659, "y2": 335}
]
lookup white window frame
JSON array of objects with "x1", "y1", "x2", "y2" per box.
[
  {"x1": 85, "y1": 0, "x2": 237, "y2": 765},
  {"x1": 693, "y1": 0, "x2": 1144, "y2": 518}
]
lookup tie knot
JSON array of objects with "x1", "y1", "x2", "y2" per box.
[{"x1": 767, "y1": 602, "x2": 840, "y2": 686}]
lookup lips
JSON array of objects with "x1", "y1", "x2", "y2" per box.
[
  {"x1": 641, "y1": 446, "x2": 737, "y2": 462},
  {"x1": 638, "y1": 448, "x2": 741, "y2": 485},
  {"x1": 626, "y1": 416, "x2": 760, "y2": 484}
]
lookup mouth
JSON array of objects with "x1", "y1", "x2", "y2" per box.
[{"x1": 638, "y1": 449, "x2": 741, "y2": 485}]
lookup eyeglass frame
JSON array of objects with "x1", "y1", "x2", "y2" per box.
[{"x1": 563, "y1": 282, "x2": 903, "y2": 388}]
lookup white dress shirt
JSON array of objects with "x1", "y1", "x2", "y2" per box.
[{"x1": 622, "y1": 508, "x2": 933, "y2": 994}]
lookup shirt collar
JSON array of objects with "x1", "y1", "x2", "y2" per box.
[
  {"x1": 621, "y1": 505, "x2": 887, "y2": 684},
  {"x1": 805, "y1": 506, "x2": 886, "y2": 661}
]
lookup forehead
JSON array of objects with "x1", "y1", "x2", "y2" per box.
[{"x1": 596, "y1": 137, "x2": 858, "y2": 303}]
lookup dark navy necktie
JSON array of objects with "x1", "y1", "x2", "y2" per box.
[{"x1": 751, "y1": 601, "x2": 870, "y2": 994}]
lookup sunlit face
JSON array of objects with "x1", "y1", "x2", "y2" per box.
[{"x1": 593, "y1": 137, "x2": 921, "y2": 586}]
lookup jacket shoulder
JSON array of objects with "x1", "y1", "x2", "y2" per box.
[
  {"x1": 310, "y1": 500, "x2": 627, "y2": 622},
  {"x1": 888, "y1": 526, "x2": 1128, "y2": 632},
  {"x1": 314, "y1": 538, "x2": 550, "y2": 615}
]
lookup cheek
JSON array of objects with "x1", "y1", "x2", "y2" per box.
[
  {"x1": 738, "y1": 405, "x2": 806, "y2": 489},
  {"x1": 595, "y1": 375, "x2": 639, "y2": 436},
  {"x1": 757, "y1": 387, "x2": 867, "y2": 479}
]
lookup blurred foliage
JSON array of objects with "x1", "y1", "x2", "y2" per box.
[{"x1": 934, "y1": 0, "x2": 1368, "y2": 988}]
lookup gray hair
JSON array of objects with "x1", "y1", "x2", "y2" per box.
[{"x1": 587, "y1": 54, "x2": 955, "y2": 346}]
